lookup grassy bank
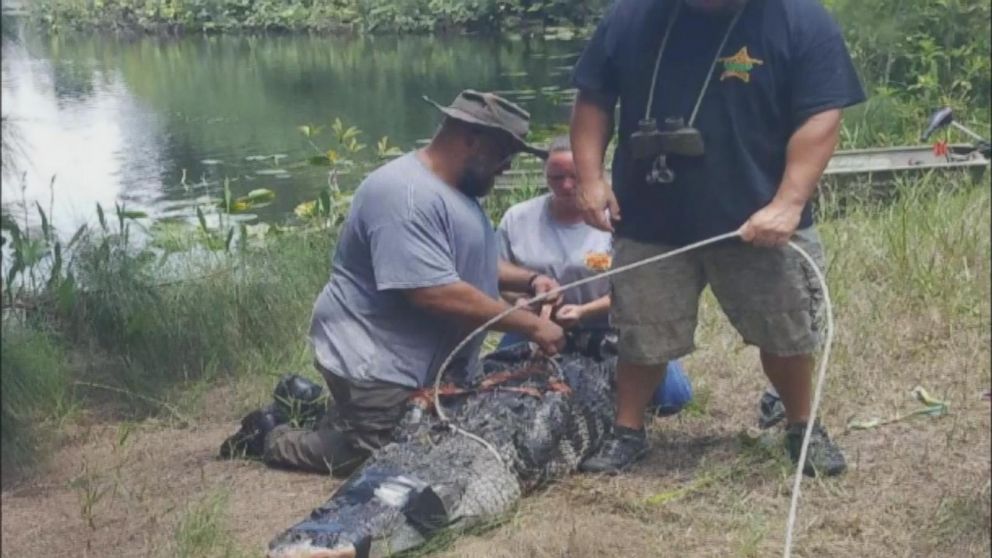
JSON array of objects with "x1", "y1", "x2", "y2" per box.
[
  {"x1": 2, "y1": 166, "x2": 988, "y2": 476},
  {"x1": 0, "y1": 185, "x2": 338, "y2": 472},
  {"x1": 0, "y1": 171, "x2": 986, "y2": 556}
]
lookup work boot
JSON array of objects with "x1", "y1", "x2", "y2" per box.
[
  {"x1": 758, "y1": 390, "x2": 786, "y2": 429},
  {"x1": 273, "y1": 373, "x2": 326, "y2": 426},
  {"x1": 219, "y1": 406, "x2": 283, "y2": 460},
  {"x1": 579, "y1": 425, "x2": 648, "y2": 474},
  {"x1": 785, "y1": 421, "x2": 847, "y2": 477}
]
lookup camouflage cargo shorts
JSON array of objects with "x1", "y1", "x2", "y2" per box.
[{"x1": 610, "y1": 227, "x2": 826, "y2": 365}]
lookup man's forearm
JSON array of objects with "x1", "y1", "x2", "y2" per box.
[
  {"x1": 775, "y1": 109, "x2": 842, "y2": 208},
  {"x1": 408, "y1": 281, "x2": 543, "y2": 335},
  {"x1": 580, "y1": 294, "x2": 611, "y2": 318},
  {"x1": 498, "y1": 260, "x2": 537, "y2": 292},
  {"x1": 570, "y1": 90, "x2": 615, "y2": 183}
]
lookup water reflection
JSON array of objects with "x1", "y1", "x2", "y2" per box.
[
  {"x1": 2, "y1": 29, "x2": 580, "y2": 234},
  {"x1": 2, "y1": 38, "x2": 166, "y2": 234}
]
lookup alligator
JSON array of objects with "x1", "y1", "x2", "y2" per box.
[{"x1": 267, "y1": 342, "x2": 616, "y2": 558}]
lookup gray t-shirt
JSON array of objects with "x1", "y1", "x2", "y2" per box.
[
  {"x1": 309, "y1": 152, "x2": 499, "y2": 389},
  {"x1": 497, "y1": 193, "x2": 613, "y2": 329}
]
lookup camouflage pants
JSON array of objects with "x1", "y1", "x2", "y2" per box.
[{"x1": 263, "y1": 367, "x2": 411, "y2": 477}]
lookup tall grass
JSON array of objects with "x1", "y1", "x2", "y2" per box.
[
  {"x1": 0, "y1": 322, "x2": 71, "y2": 473},
  {"x1": 818, "y1": 173, "x2": 990, "y2": 318},
  {"x1": 59, "y1": 227, "x2": 334, "y2": 402},
  {"x1": 174, "y1": 489, "x2": 248, "y2": 558}
]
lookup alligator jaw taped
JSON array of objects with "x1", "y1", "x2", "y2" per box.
[{"x1": 267, "y1": 541, "x2": 357, "y2": 558}]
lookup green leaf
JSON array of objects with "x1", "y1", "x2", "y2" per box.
[
  {"x1": 294, "y1": 200, "x2": 317, "y2": 219},
  {"x1": 56, "y1": 271, "x2": 77, "y2": 315},
  {"x1": 35, "y1": 201, "x2": 50, "y2": 241},
  {"x1": 47, "y1": 241, "x2": 63, "y2": 289},
  {"x1": 911, "y1": 385, "x2": 947, "y2": 408},
  {"x1": 19, "y1": 238, "x2": 48, "y2": 268},
  {"x1": 318, "y1": 189, "x2": 332, "y2": 217},
  {"x1": 115, "y1": 202, "x2": 125, "y2": 232},
  {"x1": 67, "y1": 224, "x2": 88, "y2": 249},
  {"x1": 196, "y1": 206, "x2": 209, "y2": 233},
  {"x1": 223, "y1": 178, "x2": 233, "y2": 213},
  {"x1": 307, "y1": 155, "x2": 331, "y2": 167},
  {"x1": 6, "y1": 259, "x2": 23, "y2": 290},
  {"x1": 915, "y1": 404, "x2": 948, "y2": 417},
  {"x1": 298, "y1": 124, "x2": 322, "y2": 138},
  {"x1": 119, "y1": 210, "x2": 148, "y2": 219},
  {"x1": 246, "y1": 188, "x2": 275, "y2": 203},
  {"x1": 847, "y1": 417, "x2": 885, "y2": 431},
  {"x1": 239, "y1": 223, "x2": 248, "y2": 252},
  {"x1": 224, "y1": 227, "x2": 235, "y2": 253},
  {"x1": 96, "y1": 203, "x2": 107, "y2": 231}
]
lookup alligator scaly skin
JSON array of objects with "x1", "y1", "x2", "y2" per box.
[{"x1": 267, "y1": 349, "x2": 616, "y2": 558}]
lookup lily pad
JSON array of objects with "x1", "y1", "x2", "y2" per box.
[
  {"x1": 246, "y1": 189, "x2": 276, "y2": 203},
  {"x1": 228, "y1": 213, "x2": 259, "y2": 223},
  {"x1": 295, "y1": 200, "x2": 318, "y2": 219},
  {"x1": 255, "y1": 169, "x2": 291, "y2": 177}
]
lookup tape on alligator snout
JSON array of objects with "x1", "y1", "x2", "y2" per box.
[{"x1": 266, "y1": 537, "x2": 369, "y2": 558}]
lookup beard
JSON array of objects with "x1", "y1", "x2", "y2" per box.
[{"x1": 456, "y1": 159, "x2": 497, "y2": 198}]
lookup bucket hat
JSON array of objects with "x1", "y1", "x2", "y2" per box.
[{"x1": 423, "y1": 89, "x2": 549, "y2": 159}]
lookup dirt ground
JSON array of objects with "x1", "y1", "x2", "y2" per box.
[{"x1": 3, "y1": 297, "x2": 990, "y2": 558}]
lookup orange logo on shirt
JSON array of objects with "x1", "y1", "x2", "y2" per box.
[
  {"x1": 719, "y1": 47, "x2": 764, "y2": 83},
  {"x1": 585, "y1": 252, "x2": 612, "y2": 271}
]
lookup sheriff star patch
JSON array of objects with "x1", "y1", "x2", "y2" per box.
[{"x1": 718, "y1": 46, "x2": 764, "y2": 83}]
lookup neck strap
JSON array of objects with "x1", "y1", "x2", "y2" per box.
[{"x1": 643, "y1": 2, "x2": 747, "y2": 126}]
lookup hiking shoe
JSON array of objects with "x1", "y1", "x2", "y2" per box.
[
  {"x1": 579, "y1": 426, "x2": 648, "y2": 474},
  {"x1": 758, "y1": 390, "x2": 786, "y2": 429},
  {"x1": 219, "y1": 407, "x2": 282, "y2": 460},
  {"x1": 785, "y1": 421, "x2": 847, "y2": 477},
  {"x1": 273, "y1": 373, "x2": 326, "y2": 426}
]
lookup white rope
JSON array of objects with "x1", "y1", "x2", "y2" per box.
[
  {"x1": 431, "y1": 230, "x2": 742, "y2": 420},
  {"x1": 781, "y1": 239, "x2": 833, "y2": 558},
  {"x1": 430, "y1": 230, "x2": 833, "y2": 558}
]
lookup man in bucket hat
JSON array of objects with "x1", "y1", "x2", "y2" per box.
[{"x1": 221, "y1": 90, "x2": 565, "y2": 476}]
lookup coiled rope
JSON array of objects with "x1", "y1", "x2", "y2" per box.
[{"x1": 431, "y1": 229, "x2": 833, "y2": 558}]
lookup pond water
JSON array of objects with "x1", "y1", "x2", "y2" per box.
[{"x1": 1, "y1": 22, "x2": 582, "y2": 234}]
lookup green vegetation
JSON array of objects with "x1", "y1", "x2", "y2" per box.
[
  {"x1": 2, "y1": 0, "x2": 990, "y2": 481},
  {"x1": 174, "y1": 489, "x2": 249, "y2": 558},
  {"x1": 0, "y1": 322, "x2": 71, "y2": 471},
  {"x1": 32, "y1": 0, "x2": 609, "y2": 34},
  {"x1": 827, "y1": 0, "x2": 991, "y2": 147}
]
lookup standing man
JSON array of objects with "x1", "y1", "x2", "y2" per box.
[
  {"x1": 570, "y1": 0, "x2": 865, "y2": 476},
  {"x1": 221, "y1": 90, "x2": 565, "y2": 476}
]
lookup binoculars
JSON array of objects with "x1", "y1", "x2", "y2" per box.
[
  {"x1": 630, "y1": 117, "x2": 705, "y2": 160},
  {"x1": 630, "y1": 117, "x2": 704, "y2": 184}
]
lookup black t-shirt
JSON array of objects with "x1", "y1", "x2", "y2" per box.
[{"x1": 572, "y1": 0, "x2": 866, "y2": 245}]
